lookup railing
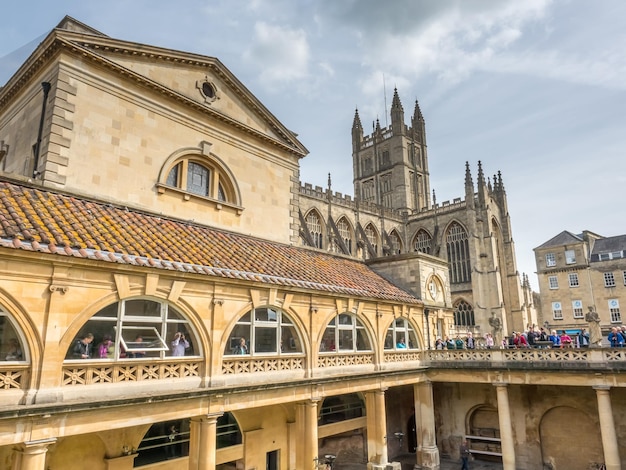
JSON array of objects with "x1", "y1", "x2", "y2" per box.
[
  {"x1": 222, "y1": 356, "x2": 304, "y2": 374},
  {"x1": 317, "y1": 352, "x2": 374, "y2": 368},
  {"x1": 0, "y1": 364, "x2": 28, "y2": 390},
  {"x1": 423, "y1": 348, "x2": 626, "y2": 369},
  {"x1": 62, "y1": 359, "x2": 202, "y2": 386},
  {"x1": 5, "y1": 348, "x2": 626, "y2": 390}
]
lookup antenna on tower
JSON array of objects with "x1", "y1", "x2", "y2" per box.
[{"x1": 383, "y1": 73, "x2": 388, "y2": 128}]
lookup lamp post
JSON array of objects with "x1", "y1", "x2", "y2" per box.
[{"x1": 424, "y1": 308, "x2": 431, "y2": 350}]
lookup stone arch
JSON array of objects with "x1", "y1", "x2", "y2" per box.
[
  {"x1": 333, "y1": 215, "x2": 356, "y2": 255},
  {"x1": 444, "y1": 220, "x2": 471, "y2": 284},
  {"x1": 157, "y1": 142, "x2": 242, "y2": 206},
  {"x1": 411, "y1": 228, "x2": 433, "y2": 255},
  {"x1": 539, "y1": 405, "x2": 603, "y2": 469},
  {"x1": 303, "y1": 208, "x2": 326, "y2": 249},
  {"x1": 453, "y1": 298, "x2": 475, "y2": 328},
  {"x1": 388, "y1": 228, "x2": 403, "y2": 255}
]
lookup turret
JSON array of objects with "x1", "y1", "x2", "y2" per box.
[
  {"x1": 411, "y1": 100, "x2": 425, "y2": 144},
  {"x1": 390, "y1": 88, "x2": 405, "y2": 136},
  {"x1": 351, "y1": 108, "x2": 363, "y2": 152},
  {"x1": 464, "y1": 161, "x2": 475, "y2": 209}
]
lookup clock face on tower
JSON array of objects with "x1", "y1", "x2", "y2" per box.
[{"x1": 428, "y1": 279, "x2": 438, "y2": 299}]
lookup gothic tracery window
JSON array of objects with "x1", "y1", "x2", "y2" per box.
[
  {"x1": 454, "y1": 300, "x2": 475, "y2": 327},
  {"x1": 446, "y1": 222, "x2": 471, "y2": 284},
  {"x1": 389, "y1": 230, "x2": 402, "y2": 255},
  {"x1": 306, "y1": 211, "x2": 324, "y2": 249},
  {"x1": 413, "y1": 229, "x2": 432, "y2": 255},
  {"x1": 334, "y1": 217, "x2": 353, "y2": 254}
]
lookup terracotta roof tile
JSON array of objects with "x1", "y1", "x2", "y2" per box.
[{"x1": 0, "y1": 179, "x2": 421, "y2": 304}]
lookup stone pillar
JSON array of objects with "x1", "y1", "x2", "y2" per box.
[
  {"x1": 413, "y1": 381, "x2": 440, "y2": 469},
  {"x1": 365, "y1": 388, "x2": 391, "y2": 467},
  {"x1": 494, "y1": 384, "x2": 515, "y2": 470},
  {"x1": 304, "y1": 400, "x2": 319, "y2": 470},
  {"x1": 594, "y1": 386, "x2": 621, "y2": 469},
  {"x1": 12, "y1": 438, "x2": 56, "y2": 470},
  {"x1": 189, "y1": 413, "x2": 222, "y2": 470}
]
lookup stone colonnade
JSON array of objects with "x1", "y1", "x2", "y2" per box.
[{"x1": 8, "y1": 384, "x2": 622, "y2": 470}]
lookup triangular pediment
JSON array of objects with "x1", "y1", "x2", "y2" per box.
[{"x1": 5, "y1": 16, "x2": 306, "y2": 157}]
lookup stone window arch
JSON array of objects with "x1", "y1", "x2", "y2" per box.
[
  {"x1": 388, "y1": 229, "x2": 403, "y2": 255},
  {"x1": 334, "y1": 216, "x2": 354, "y2": 255},
  {"x1": 157, "y1": 142, "x2": 242, "y2": 211},
  {"x1": 0, "y1": 308, "x2": 28, "y2": 363},
  {"x1": 319, "y1": 313, "x2": 372, "y2": 353},
  {"x1": 305, "y1": 210, "x2": 325, "y2": 249},
  {"x1": 364, "y1": 223, "x2": 379, "y2": 258},
  {"x1": 64, "y1": 298, "x2": 201, "y2": 361},
  {"x1": 224, "y1": 307, "x2": 304, "y2": 356},
  {"x1": 384, "y1": 317, "x2": 419, "y2": 350},
  {"x1": 413, "y1": 229, "x2": 432, "y2": 254},
  {"x1": 446, "y1": 221, "x2": 471, "y2": 284},
  {"x1": 454, "y1": 300, "x2": 475, "y2": 327}
]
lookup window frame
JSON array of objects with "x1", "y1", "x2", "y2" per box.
[
  {"x1": 565, "y1": 250, "x2": 576, "y2": 265},
  {"x1": 548, "y1": 276, "x2": 559, "y2": 290},
  {"x1": 384, "y1": 317, "x2": 420, "y2": 350},
  {"x1": 568, "y1": 272, "x2": 579, "y2": 288},
  {"x1": 572, "y1": 300, "x2": 584, "y2": 319},
  {"x1": 319, "y1": 313, "x2": 372, "y2": 354},
  {"x1": 224, "y1": 307, "x2": 303, "y2": 357},
  {"x1": 604, "y1": 272, "x2": 616, "y2": 288},
  {"x1": 546, "y1": 253, "x2": 556, "y2": 267},
  {"x1": 552, "y1": 301, "x2": 563, "y2": 320}
]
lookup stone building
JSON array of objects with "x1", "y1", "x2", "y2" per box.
[
  {"x1": 534, "y1": 230, "x2": 626, "y2": 337},
  {"x1": 0, "y1": 16, "x2": 624, "y2": 470},
  {"x1": 299, "y1": 89, "x2": 536, "y2": 341}
]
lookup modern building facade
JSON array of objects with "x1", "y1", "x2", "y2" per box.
[
  {"x1": 0, "y1": 16, "x2": 624, "y2": 470},
  {"x1": 535, "y1": 230, "x2": 626, "y2": 336}
]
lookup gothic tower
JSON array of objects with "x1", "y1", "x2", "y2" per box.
[{"x1": 352, "y1": 89, "x2": 430, "y2": 212}]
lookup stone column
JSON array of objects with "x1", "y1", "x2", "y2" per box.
[
  {"x1": 494, "y1": 384, "x2": 515, "y2": 470},
  {"x1": 365, "y1": 388, "x2": 388, "y2": 466},
  {"x1": 413, "y1": 381, "x2": 440, "y2": 469},
  {"x1": 189, "y1": 413, "x2": 222, "y2": 470},
  {"x1": 12, "y1": 438, "x2": 56, "y2": 470},
  {"x1": 304, "y1": 400, "x2": 319, "y2": 470},
  {"x1": 594, "y1": 386, "x2": 621, "y2": 469}
]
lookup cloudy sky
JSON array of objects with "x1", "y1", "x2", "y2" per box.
[{"x1": 1, "y1": 0, "x2": 625, "y2": 289}]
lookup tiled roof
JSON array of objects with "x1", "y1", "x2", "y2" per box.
[
  {"x1": 592, "y1": 234, "x2": 626, "y2": 254},
  {"x1": 0, "y1": 179, "x2": 421, "y2": 304}
]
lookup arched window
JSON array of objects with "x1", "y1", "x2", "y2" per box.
[
  {"x1": 0, "y1": 309, "x2": 27, "y2": 362},
  {"x1": 389, "y1": 230, "x2": 402, "y2": 255},
  {"x1": 319, "y1": 393, "x2": 365, "y2": 425},
  {"x1": 135, "y1": 418, "x2": 191, "y2": 466},
  {"x1": 64, "y1": 299, "x2": 200, "y2": 361},
  {"x1": 335, "y1": 217, "x2": 353, "y2": 255},
  {"x1": 364, "y1": 224, "x2": 378, "y2": 258},
  {"x1": 306, "y1": 211, "x2": 324, "y2": 249},
  {"x1": 217, "y1": 412, "x2": 243, "y2": 448},
  {"x1": 454, "y1": 300, "x2": 475, "y2": 327},
  {"x1": 384, "y1": 318, "x2": 419, "y2": 350},
  {"x1": 158, "y1": 145, "x2": 240, "y2": 209},
  {"x1": 319, "y1": 313, "x2": 372, "y2": 353},
  {"x1": 224, "y1": 307, "x2": 303, "y2": 356},
  {"x1": 413, "y1": 229, "x2": 432, "y2": 255},
  {"x1": 446, "y1": 222, "x2": 471, "y2": 284}
]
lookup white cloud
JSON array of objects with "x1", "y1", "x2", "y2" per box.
[{"x1": 243, "y1": 22, "x2": 310, "y2": 88}]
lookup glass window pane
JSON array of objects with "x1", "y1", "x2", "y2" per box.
[
  {"x1": 187, "y1": 162, "x2": 209, "y2": 196},
  {"x1": 320, "y1": 327, "x2": 336, "y2": 352},
  {"x1": 0, "y1": 315, "x2": 26, "y2": 361},
  {"x1": 407, "y1": 330, "x2": 419, "y2": 349},
  {"x1": 338, "y1": 314, "x2": 353, "y2": 326},
  {"x1": 226, "y1": 326, "x2": 250, "y2": 355},
  {"x1": 255, "y1": 308, "x2": 278, "y2": 322},
  {"x1": 166, "y1": 164, "x2": 179, "y2": 187},
  {"x1": 124, "y1": 299, "x2": 162, "y2": 318},
  {"x1": 254, "y1": 327, "x2": 277, "y2": 353},
  {"x1": 338, "y1": 330, "x2": 354, "y2": 350},
  {"x1": 280, "y1": 326, "x2": 301, "y2": 353},
  {"x1": 356, "y1": 329, "x2": 371, "y2": 351}
]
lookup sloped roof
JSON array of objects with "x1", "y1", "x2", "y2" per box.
[
  {"x1": 534, "y1": 230, "x2": 583, "y2": 250},
  {"x1": 0, "y1": 179, "x2": 421, "y2": 304},
  {"x1": 0, "y1": 16, "x2": 307, "y2": 157},
  {"x1": 592, "y1": 234, "x2": 626, "y2": 254}
]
